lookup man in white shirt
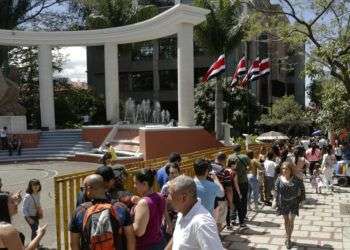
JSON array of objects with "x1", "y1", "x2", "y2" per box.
[
  {"x1": 264, "y1": 151, "x2": 277, "y2": 204},
  {"x1": 165, "y1": 175, "x2": 224, "y2": 250}
]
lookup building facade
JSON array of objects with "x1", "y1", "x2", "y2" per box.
[{"x1": 86, "y1": 0, "x2": 305, "y2": 119}]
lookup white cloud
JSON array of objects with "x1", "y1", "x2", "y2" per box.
[{"x1": 55, "y1": 46, "x2": 87, "y2": 82}]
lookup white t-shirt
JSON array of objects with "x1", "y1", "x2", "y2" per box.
[
  {"x1": 264, "y1": 159, "x2": 277, "y2": 177},
  {"x1": 0, "y1": 129, "x2": 7, "y2": 138},
  {"x1": 172, "y1": 199, "x2": 224, "y2": 250}
]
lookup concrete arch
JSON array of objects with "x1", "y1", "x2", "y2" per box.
[
  {"x1": 0, "y1": 4, "x2": 208, "y2": 46},
  {"x1": 0, "y1": 4, "x2": 209, "y2": 129}
]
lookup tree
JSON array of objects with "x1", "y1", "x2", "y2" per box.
[
  {"x1": 0, "y1": 0, "x2": 69, "y2": 67},
  {"x1": 246, "y1": 0, "x2": 350, "y2": 97},
  {"x1": 195, "y1": 79, "x2": 261, "y2": 135},
  {"x1": 8, "y1": 46, "x2": 64, "y2": 128},
  {"x1": 9, "y1": 46, "x2": 106, "y2": 128},
  {"x1": 194, "y1": 0, "x2": 246, "y2": 139},
  {"x1": 316, "y1": 80, "x2": 350, "y2": 133},
  {"x1": 258, "y1": 95, "x2": 310, "y2": 136}
]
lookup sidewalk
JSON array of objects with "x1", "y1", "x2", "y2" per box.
[{"x1": 221, "y1": 178, "x2": 350, "y2": 250}]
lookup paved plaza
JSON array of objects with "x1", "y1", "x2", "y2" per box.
[
  {"x1": 1, "y1": 161, "x2": 350, "y2": 249},
  {"x1": 222, "y1": 179, "x2": 350, "y2": 250},
  {"x1": 0, "y1": 161, "x2": 99, "y2": 249}
]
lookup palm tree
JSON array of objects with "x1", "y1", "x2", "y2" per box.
[
  {"x1": 73, "y1": 0, "x2": 160, "y2": 101},
  {"x1": 194, "y1": 0, "x2": 246, "y2": 139}
]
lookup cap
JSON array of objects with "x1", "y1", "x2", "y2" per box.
[{"x1": 95, "y1": 165, "x2": 115, "y2": 182}]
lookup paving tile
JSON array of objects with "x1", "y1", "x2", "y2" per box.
[
  {"x1": 253, "y1": 243, "x2": 280, "y2": 249},
  {"x1": 320, "y1": 240, "x2": 343, "y2": 249},
  {"x1": 312, "y1": 221, "x2": 332, "y2": 227},
  {"x1": 300, "y1": 225, "x2": 321, "y2": 232},
  {"x1": 221, "y1": 181, "x2": 350, "y2": 249}
]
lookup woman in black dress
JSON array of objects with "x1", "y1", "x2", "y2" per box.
[{"x1": 275, "y1": 162, "x2": 305, "y2": 249}]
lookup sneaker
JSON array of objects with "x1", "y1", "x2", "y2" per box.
[
  {"x1": 226, "y1": 225, "x2": 233, "y2": 230},
  {"x1": 239, "y1": 223, "x2": 247, "y2": 229},
  {"x1": 264, "y1": 201, "x2": 272, "y2": 206}
]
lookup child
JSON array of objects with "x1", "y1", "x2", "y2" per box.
[{"x1": 311, "y1": 166, "x2": 324, "y2": 194}]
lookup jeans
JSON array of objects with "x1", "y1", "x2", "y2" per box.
[
  {"x1": 26, "y1": 216, "x2": 39, "y2": 240},
  {"x1": 233, "y1": 182, "x2": 249, "y2": 225},
  {"x1": 248, "y1": 174, "x2": 260, "y2": 205},
  {"x1": 265, "y1": 176, "x2": 275, "y2": 201}
]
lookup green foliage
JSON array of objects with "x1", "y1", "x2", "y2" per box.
[
  {"x1": 8, "y1": 46, "x2": 105, "y2": 129},
  {"x1": 247, "y1": 0, "x2": 350, "y2": 96},
  {"x1": 8, "y1": 46, "x2": 64, "y2": 128},
  {"x1": 76, "y1": 0, "x2": 158, "y2": 29},
  {"x1": 194, "y1": 78, "x2": 262, "y2": 133},
  {"x1": 54, "y1": 81, "x2": 106, "y2": 128},
  {"x1": 194, "y1": 0, "x2": 246, "y2": 55},
  {"x1": 316, "y1": 80, "x2": 350, "y2": 133},
  {"x1": 259, "y1": 95, "x2": 306, "y2": 125}
]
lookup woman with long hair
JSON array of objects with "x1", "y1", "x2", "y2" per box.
[
  {"x1": 133, "y1": 169, "x2": 166, "y2": 250},
  {"x1": 22, "y1": 179, "x2": 43, "y2": 240},
  {"x1": 275, "y1": 162, "x2": 305, "y2": 249},
  {"x1": 0, "y1": 192, "x2": 46, "y2": 249}
]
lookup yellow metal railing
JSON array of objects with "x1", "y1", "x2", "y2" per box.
[{"x1": 54, "y1": 144, "x2": 265, "y2": 249}]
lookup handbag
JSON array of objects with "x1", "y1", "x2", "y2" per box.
[{"x1": 31, "y1": 195, "x2": 43, "y2": 220}]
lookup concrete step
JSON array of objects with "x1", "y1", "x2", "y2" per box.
[
  {"x1": 40, "y1": 135, "x2": 81, "y2": 139},
  {"x1": 0, "y1": 156, "x2": 69, "y2": 163},
  {"x1": 0, "y1": 146, "x2": 90, "y2": 152},
  {"x1": 39, "y1": 139, "x2": 84, "y2": 144},
  {"x1": 40, "y1": 133, "x2": 82, "y2": 138},
  {"x1": 38, "y1": 142, "x2": 92, "y2": 147},
  {"x1": 0, "y1": 149, "x2": 89, "y2": 156},
  {"x1": 39, "y1": 138, "x2": 82, "y2": 143}
]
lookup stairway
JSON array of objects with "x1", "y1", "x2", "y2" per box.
[{"x1": 0, "y1": 130, "x2": 93, "y2": 163}]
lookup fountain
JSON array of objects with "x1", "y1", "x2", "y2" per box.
[{"x1": 123, "y1": 98, "x2": 171, "y2": 125}]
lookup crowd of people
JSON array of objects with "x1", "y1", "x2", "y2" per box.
[{"x1": 0, "y1": 137, "x2": 349, "y2": 249}]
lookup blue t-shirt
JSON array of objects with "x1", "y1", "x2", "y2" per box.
[
  {"x1": 194, "y1": 179, "x2": 224, "y2": 214},
  {"x1": 156, "y1": 166, "x2": 168, "y2": 188}
]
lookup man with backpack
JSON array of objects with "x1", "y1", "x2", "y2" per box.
[
  {"x1": 69, "y1": 174, "x2": 135, "y2": 250},
  {"x1": 76, "y1": 165, "x2": 116, "y2": 207}
]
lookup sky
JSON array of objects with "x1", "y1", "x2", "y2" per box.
[{"x1": 55, "y1": 46, "x2": 87, "y2": 82}]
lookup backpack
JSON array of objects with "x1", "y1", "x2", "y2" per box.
[{"x1": 82, "y1": 202, "x2": 120, "y2": 250}]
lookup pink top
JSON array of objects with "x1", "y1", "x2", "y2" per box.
[
  {"x1": 136, "y1": 192, "x2": 165, "y2": 249},
  {"x1": 306, "y1": 148, "x2": 321, "y2": 162}
]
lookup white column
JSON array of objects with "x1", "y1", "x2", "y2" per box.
[
  {"x1": 177, "y1": 23, "x2": 194, "y2": 127},
  {"x1": 104, "y1": 43, "x2": 119, "y2": 123},
  {"x1": 38, "y1": 44, "x2": 55, "y2": 130}
]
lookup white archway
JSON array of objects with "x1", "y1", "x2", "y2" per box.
[{"x1": 0, "y1": 4, "x2": 209, "y2": 129}]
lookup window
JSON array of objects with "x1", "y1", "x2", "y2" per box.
[
  {"x1": 194, "y1": 41, "x2": 206, "y2": 57},
  {"x1": 132, "y1": 41, "x2": 153, "y2": 61},
  {"x1": 287, "y1": 83, "x2": 295, "y2": 95},
  {"x1": 259, "y1": 78, "x2": 268, "y2": 106},
  {"x1": 272, "y1": 80, "x2": 285, "y2": 97},
  {"x1": 258, "y1": 33, "x2": 268, "y2": 58},
  {"x1": 159, "y1": 70, "x2": 177, "y2": 90},
  {"x1": 130, "y1": 71, "x2": 153, "y2": 91},
  {"x1": 159, "y1": 37, "x2": 177, "y2": 60}
]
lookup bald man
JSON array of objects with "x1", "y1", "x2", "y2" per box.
[
  {"x1": 165, "y1": 175, "x2": 224, "y2": 250},
  {"x1": 69, "y1": 174, "x2": 135, "y2": 250}
]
